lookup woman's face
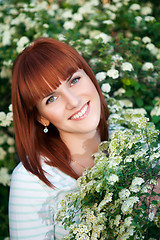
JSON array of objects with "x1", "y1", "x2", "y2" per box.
[{"x1": 36, "y1": 69, "x2": 101, "y2": 139}]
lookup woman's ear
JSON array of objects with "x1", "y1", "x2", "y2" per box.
[{"x1": 37, "y1": 115, "x2": 50, "y2": 127}]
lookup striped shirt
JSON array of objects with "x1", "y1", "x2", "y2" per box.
[{"x1": 9, "y1": 160, "x2": 78, "y2": 239}]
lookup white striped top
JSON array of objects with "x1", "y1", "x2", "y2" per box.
[{"x1": 9, "y1": 160, "x2": 78, "y2": 239}]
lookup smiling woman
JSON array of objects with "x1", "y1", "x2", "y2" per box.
[{"x1": 9, "y1": 37, "x2": 109, "y2": 239}]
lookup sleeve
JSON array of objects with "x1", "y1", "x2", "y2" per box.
[{"x1": 9, "y1": 165, "x2": 55, "y2": 240}]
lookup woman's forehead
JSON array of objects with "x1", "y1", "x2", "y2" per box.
[{"x1": 36, "y1": 68, "x2": 81, "y2": 100}]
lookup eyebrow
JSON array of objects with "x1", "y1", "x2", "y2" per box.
[
  {"x1": 43, "y1": 74, "x2": 74, "y2": 99},
  {"x1": 67, "y1": 74, "x2": 73, "y2": 82}
]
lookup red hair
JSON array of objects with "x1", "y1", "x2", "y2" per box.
[{"x1": 12, "y1": 37, "x2": 109, "y2": 187}]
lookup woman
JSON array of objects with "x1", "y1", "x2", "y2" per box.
[{"x1": 9, "y1": 37, "x2": 109, "y2": 239}]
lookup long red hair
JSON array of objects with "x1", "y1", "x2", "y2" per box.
[{"x1": 12, "y1": 37, "x2": 109, "y2": 187}]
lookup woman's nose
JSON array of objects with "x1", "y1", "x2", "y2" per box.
[{"x1": 64, "y1": 90, "x2": 81, "y2": 110}]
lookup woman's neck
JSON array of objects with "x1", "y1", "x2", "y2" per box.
[{"x1": 60, "y1": 130, "x2": 101, "y2": 176}]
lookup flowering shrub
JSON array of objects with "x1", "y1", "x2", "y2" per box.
[{"x1": 56, "y1": 99, "x2": 160, "y2": 239}]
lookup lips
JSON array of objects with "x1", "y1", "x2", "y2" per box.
[{"x1": 69, "y1": 101, "x2": 90, "y2": 120}]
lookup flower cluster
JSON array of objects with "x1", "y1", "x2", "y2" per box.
[{"x1": 57, "y1": 102, "x2": 160, "y2": 239}]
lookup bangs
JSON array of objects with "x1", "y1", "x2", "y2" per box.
[{"x1": 17, "y1": 42, "x2": 83, "y2": 109}]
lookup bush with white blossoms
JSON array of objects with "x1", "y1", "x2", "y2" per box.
[{"x1": 56, "y1": 99, "x2": 160, "y2": 239}]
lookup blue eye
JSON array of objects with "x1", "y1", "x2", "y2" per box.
[
  {"x1": 70, "y1": 77, "x2": 80, "y2": 86},
  {"x1": 46, "y1": 96, "x2": 57, "y2": 104}
]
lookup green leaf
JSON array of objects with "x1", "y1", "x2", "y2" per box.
[
  {"x1": 136, "y1": 98, "x2": 144, "y2": 107},
  {"x1": 121, "y1": 78, "x2": 132, "y2": 86},
  {"x1": 134, "y1": 82, "x2": 141, "y2": 91},
  {"x1": 152, "y1": 115, "x2": 160, "y2": 124}
]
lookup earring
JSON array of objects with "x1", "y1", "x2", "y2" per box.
[{"x1": 43, "y1": 125, "x2": 48, "y2": 133}]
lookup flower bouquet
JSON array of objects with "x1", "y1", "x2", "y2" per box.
[{"x1": 56, "y1": 101, "x2": 160, "y2": 240}]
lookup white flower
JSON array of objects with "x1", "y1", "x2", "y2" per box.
[
  {"x1": 43, "y1": 23, "x2": 49, "y2": 29},
  {"x1": 119, "y1": 99, "x2": 133, "y2": 108},
  {"x1": 125, "y1": 108, "x2": 147, "y2": 115},
  {"x1": 48, "y1": 3, "x2": 58, "y2": 16},
  {"x1": 0, "y1": 66, "x2": 11, "y2": 79},
  {"x1": 106, "y1": 11, "x2": 116, "y2": 20},
  {"x1": 135, "y1": 16, "x2": 142, "y2": 24},
  {"x1": 89, "y1": 30, "x2": 101, "y2": 38},
  {"x1": 89, "y1": 58, "x2": 100, "y2": 66},
  {"x1": 90, "y1": 20, "x2": 99, "y2": 27},
  {"x1": 121, "y1": 196, "x2": 139, "y2": 214},
  {"x1": 57, "y1": 34, "x2": 66, "y2": 41},
  {"x1": 114, "y1": 215, "x2": 121, "y2": 226},
  {"x1": 3, "y1": 237, "x2": 10, "y2": 240},
  {"x1": 146, "y1": 43, "x2": 158, "y2": 55},
  {"x1": 107, "y1": 174, "x2": 119, "y2": 185},
  {"x1": 148, "y1": 212, "x2": 155, "y2": 221},
  {"x1": 141, "y1": 6, "x2": 152, "y2": 15},
  {"x1": 132, "y1": 177, "x2": 145, "y2": 186},
  {"x1": 119, "y1": 188, "x2": 130, "y2": 200},
  {"x1": 17, "y1": 36, "x2": 30, "y2": 53},
  {"x1": 0, "y1": 112, "x2": 6, "y2": 121},
  {"x1": 0, "y1": 119, "x2": 11, "y2": 127},
  {"x1": 0, "y1": 147, "x2": 7, "y2": 160},
  {"x1": 150, "y1": 179, "x2": 158, "y2": 185},
  {"x1": 61, "y1": 10, "x2": 72, "y2": 19},
  {"x1": 8, "y1": 146, "x2": 15, "y2": 153},
  {"x1": 129, "y1": 3, "x2": 141, "y2": 11},
  {"x1": 7, "y1": 137, "x2": 15, "y2": 145},
  {"x1": 102, "y1": 20, "x2": 114, "y2": 25},
  {"x1": 132, "y1": 40, "x2": 139, "y2": 45},
  {"x1": 78, "y1": 4, "x2": 94, "y2": 14},
  {"x1": 156, "y1": 49, "x2": 160, "y2": 60},
  {"x1": 9, "y1": 104, "x2": 12, "y2": 112},
  {"x1": 151, "y1": 106, "x2": 160, "y2": 116},
  {"x1": 104, "y1": 4, "x2": 117, "y2": 12},
  {"x1": 95, "y1": 72, "x2": 107, "y2": 82},
  {"x1": 124, "y1": 155, "x2": 134, "y2": 163},
  {"x1": 72, "y1": 13, "x2": 83, "y2": 21},
  {"x1": 35, "y1": 1, "x2": 48, "y2": 11},
  {"x1": 111, "y1": 54, "x2": 123, "y2": 61},
  {"x1": 116, "y1": 2, "x2": 123, "y2": 8},
  {"x1": 0, "y1": 136, "x2": 6, "y2": 145},
  {"x1": 101, "y1": 83, "x2": 111, "y2": 93},
  {"x1": 94, "y1": 33, "x2": 112, "y2": 43},
  {"x1": 124, "y1": 217, "x2": 133, "y2": 227},
  {"x1": 129, "y1": 185, "x2": 141, "y2": 193},
  {"x1": 9, "y1": 8, "x2": 18, "y2": 15},
  {"x1": 142, "y1": 36, "x2": 151, "y2": 44},
  {"x1": 2, "y1": 30, "x2": 11, "y2": 46},
  {"x1": 106, "y1": 69, "x2": 119, "y2": 79},
  {"x1": 83, "y1": 39, "x2": 92, "y2": 45},
  {"x1": 144, "y1": 16, "x2": 155, "y2": 22},
  {"x1": 6, "y1": 112, "x2": 13, "y2": 121},
  {"x1": 121, "y1": 62, "x2": 134, "y2": 71},
  {"x1": 0, "y1": 167, "x2": 10, "y2": 186},
  {"x1": 63, "y1": 21, "x2": 76, "y2": 30},
  {"x1": 113, "y1": 88, "x2": 125, "y2": 97},
  {"x1": 112, "y1": 0, "x2": 121, "y2": 3},
  {"x1": 142, "y1": 62, "x2": 154, "y2": 71},
  {"x1": 141, "y1": 185, "x2": 151, "y2": 193}
]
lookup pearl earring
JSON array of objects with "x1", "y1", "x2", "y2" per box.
[{"x1": 43, "y1": 125, "x2": 48, "y2": 133}]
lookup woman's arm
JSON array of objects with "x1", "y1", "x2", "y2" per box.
[{"x1": 9, "y1": 163, "x2": 55, "y2": 240}]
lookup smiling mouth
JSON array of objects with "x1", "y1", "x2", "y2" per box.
[{"x1": 69, "y1": 101, "x2": 90, "y2": 120}]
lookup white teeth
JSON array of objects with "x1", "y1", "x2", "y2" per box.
[{"x1": 71, "y1": 103, "x2": 88, "y2": 119}]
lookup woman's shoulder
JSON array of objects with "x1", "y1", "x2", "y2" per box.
[
  {"x1": 10, "y1": 162, "x2": 44, "y2": 192},
  {"x1": 11, "y1": 160, "x2": 77, "y2": 191},
  {"x1": 11, "y1": 162, "x2": 32, "y2": 180}
]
